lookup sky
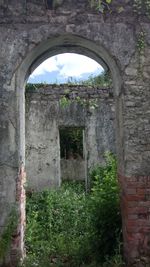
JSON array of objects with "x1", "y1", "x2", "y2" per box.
[{"x1": 28, "y1": 53, "x2": 104, "y2": 84}]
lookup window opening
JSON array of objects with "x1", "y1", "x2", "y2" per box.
[{"x1": 60, "y1": 127, "x2": 84, "y2": 160}]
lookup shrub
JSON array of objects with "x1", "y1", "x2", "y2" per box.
[
  {"x1": 0, "y1": 208, "x2": 17, "y2": 263},
  {"x1": 23, "y1": 154, "x2": 123, "y2": 266},
  {"x1": 25, "y1": 181, "x2": 92, "y2": 266},
  {"x1": 89, "y1": 153, "x2": 122, "y2": 262}
]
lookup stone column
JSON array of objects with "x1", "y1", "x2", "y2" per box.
[{"x1": 120, "y1": 48, "x2": 150, "y2": 266}]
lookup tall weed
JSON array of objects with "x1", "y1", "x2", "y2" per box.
[
  {"x1": 89, "y1": 153, "x2": 122, "y2": 262},
  {"x1": 23, "y1": 154, "x2": 123, "y2": 266}
]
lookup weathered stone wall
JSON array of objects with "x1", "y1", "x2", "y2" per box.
[
  {"x1": 61, "y1": 159, "x2": 86, "y2": 181},
  {"x1": 0, "y1": 0, "x2": 150, "y2": 266},
  {"x1": 25, "y1": 85, "x2": 115, "y2": 190}
]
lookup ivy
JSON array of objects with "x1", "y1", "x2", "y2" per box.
[
  {"x1": 25, "y1": 83, "x2": 48, "y2": 92},
  {"x1": 59, "y1": 95, "x2": 98, "y2": 110},
  {"x1": 133, "y1": 0, "x2": 150, "y2": 17},
  {"x1": 136, "y1": 31, "x2": 146, "y2": 76},
  {"x1": 137, "y1": 31, "x2": 145, "y2": 55},
  {"x1": 90, "y1": 0, "x2": 150, "y2": 17},
  {"x1": 90, "y1": 0, "x2": 112, "y2": 13}
]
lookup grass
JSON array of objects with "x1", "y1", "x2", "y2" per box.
[{"x1": 22, "y1": 154, "x2": 124, "y2": 267}]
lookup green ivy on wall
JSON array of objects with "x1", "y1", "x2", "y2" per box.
[
  {"x1": 136, "y1": 30, "x2": 146, "y2": 77},
  {"x1": 90, "y1": 0, "x2": 112, "y2": 13},
  {"x1": 90, "y1": 0, "x2": 150, "y2": 17},
  {"x1": 137, "y1": 31, "x2": 145, "y2": 55},
  {"x1": 133, "y1": 0, "x2": 150, "y2": 17},
  {"x1": 59, "y1": 95, "x2": 98, "y2": 110}
]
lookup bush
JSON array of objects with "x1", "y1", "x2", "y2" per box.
[
  {"x1": 25, "y1": 181, "x2": 92, "y2": 266},
  {"x1": 89, "y1": 153, "x2": 122, "y2": 262},
  {"x1": 0, "y1": 208, "x2": 17, "y2": 263},
  {"x1": 23, "y1": 154, "x2": 123, "y2": 266}
]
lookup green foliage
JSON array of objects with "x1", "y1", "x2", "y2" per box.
[
  {"x1": 59, "y1": 95, "x2": 99, "y2": 110},
  {"x1": 89, "y1": 0, "x2": 150, "y2": 17},
  {"x1": 133, "y1": 0, "x2": 150, "y2": 17},
  {"x1": 59, "y1": 95, "x2": 70, "y2": 108},
  {"x1": 25, "y1": 82, "x2": 48, "y2": 91},
  {"x1": 66, "y1": 71, "x2": 112, "y2": 87},
  {"x1": 24, "y1": 182, "x2": 92, "y2": 266},
  {"x1": 26, "y1": 72, "x2": 111, "y2": 110},
  {"x1": 26, "y1": 71, "x2": 112, "y2": 89},
  {"x1": 90, "y1": 0, "x2": 112, "y2": 13},
  {"x1": 0, "y1": 208, "x2": 17, "y2": 261},
  {"x1": 89, "y1": 153, "x2": 122, "y2": 262},
  {"x1": 136, "y1": 31, "x2": 146, "y2": 76},
  {"x1": 23, "y1": 154, "x2": 123, "y2": 266},
  {"x1": 137, "y1": 31, "x2": 145, "y2": 55},
  {"x1": 82, "y1": 71, "x2": 112, "y2": 87},
  {"x1": 59, "y1": 72, "x2": 112, "y2": 109},
  {"x1": 60, "y1": 128, "x2": 83, "y2": 159}
]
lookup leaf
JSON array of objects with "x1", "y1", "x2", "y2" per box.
[
  {"x1": 98, "y1": 5, "x2": 105, "y2": 13},
  {"x1": 106, "y1": 0, "x2": 112, "y2": 3},
  {"x1": 117, "y1": 6, "x2": 124, "y2": 13}
]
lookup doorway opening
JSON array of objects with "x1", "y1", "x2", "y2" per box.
[
  {"x1": 59, "y1": 127, "x2": 86, "y2": 183},
  {"x1": 25, "y1": 51, "x2": 114, "y2": 192}
]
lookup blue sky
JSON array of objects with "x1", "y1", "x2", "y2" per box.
[{"x1": 28, "y1": 53, "x2": 104, "y2": 83}]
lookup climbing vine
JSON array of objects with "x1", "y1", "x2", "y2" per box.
[
  {"x1": 136, "y1": 31, "x2": 146, "y2": 76},
  {"x1": 90, "y1": 0, "x2": 150, "y2": 17},
  {"x1": 137, "y1": 31, "x2": 145, "y2": 55},
  {"x1": 133, "y1": 0, "x2": 150, "y2": 17},
  {"x1": 89, "y1": 0, "x2": 112, "y2": 13},
  {"x1": 59, "y1": 95, "x2": 98, "y2": 110}
]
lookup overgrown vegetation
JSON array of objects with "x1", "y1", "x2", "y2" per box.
[
  {"x1": 25, "y1": 82, "x2": 48, "y2": 91},
  {"x1": 89, "y1": 0, "x2": 112, "y2": 13},
  {"x1": 59, "y1": 95, "x2": 99, "y2": 110},
  {"x1": 133, "y1": 0, "x2": 150, "y2": 17},
  {"x1": 90, "y1": 0, "x2": 150, "y2": 17},
  {"x1": 136, "y1": 31, "x2": 146, "y2": 76},
  {"x1": 26, "y1": 71, "x2": 112, "y2": 91},
  {"x1": 82, "y1": 71, "x2": 112, "y2": 87},
  {"x1": 0, "y1": 208, "x2": 17, "y2": 263},
  {"x1": 89, "y1": 153, "x2": 122, "y2": 263},
  {"x1": 26, "y1": 71, "x2": 112, "y2": 110},
  {"x1": 22, "y1": 153, "x2": 123, "y2": 267},
  {"x1": 60, "y1": 128, "x2": 83, "y2": 159},
  {"x1": 59, "y1": 72, "x2": 112, "y2": 109}
]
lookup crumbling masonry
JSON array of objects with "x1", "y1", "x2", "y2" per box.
[
  {"x1": 25, "y1": 85, "x2": 115, "y2": 190},
  {"x1": 0, "y1": 0, "x2": 150, "y2": 266}
]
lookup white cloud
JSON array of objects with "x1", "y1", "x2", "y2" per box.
[
  {"x1": 30, "y1": 57, "x2": 59, "y2": 77},
  {"x1": 30, "y1": 53, "x2": 103, "y2": 79}
]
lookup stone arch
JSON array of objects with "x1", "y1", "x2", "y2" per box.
[
  {"x1": 15, "y1": 33, "x2": 123, "y2": 168},
  {"x1": 13, "y1": 33, "x2": 124, "y2": 265},
  {"x1": 0, "y1": 1, "x2": 150, "y2": 264}
]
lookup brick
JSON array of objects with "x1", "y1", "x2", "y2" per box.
[{"x1": 126, "y1": 188, "x2": 137, "y2": 195}]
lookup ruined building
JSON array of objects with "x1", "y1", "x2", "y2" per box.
[{"x1": 0, "y1": 0, "x2": 150, "y2": 266}]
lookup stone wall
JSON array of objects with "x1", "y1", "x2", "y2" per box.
[
  {"x1": 0, "y1": 0, "x2": 150, "y2": 265},
  {"x1": 61, "y1": 159, "x2": 86, "y2": 181},
  {"x1": 25, "y1": 85, "x2": 115, "y2": 190}
]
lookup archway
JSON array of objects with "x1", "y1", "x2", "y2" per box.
[
  {"x1": 16, "y1": 34, "x2": 123, "y2": 164},
  {"x1": 14, "y1": 33, "x2": 123, "y2": 264}
]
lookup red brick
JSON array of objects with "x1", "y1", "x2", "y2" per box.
[
  {"x1": 137, "y1": 188, "x2": 146, "y2": 195},
  {"x1": 126, "y1": 188, "x2": 137, "y2": 195},
  {"x1": 126, "y1": 194, "x2": 145, "y2": 201},
  {"x1": 128, "y1": 214, "x2": 138, "y2": 220}
]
